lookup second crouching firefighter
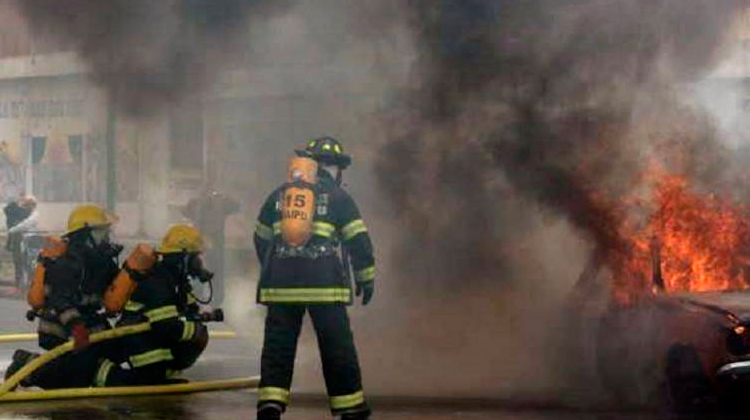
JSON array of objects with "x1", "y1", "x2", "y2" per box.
[
  {"x1": 99, "y1": 223, "x2": 218, "y2": 386},
  {"x1": 254, "y1": 137, "x2": 375, "y2": 420}
]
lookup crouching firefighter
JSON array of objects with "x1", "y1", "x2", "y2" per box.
[
  {"x1": 253, "y1": 137, "x2": 376, "y2": 420},
  {"x1": 99, "y1": 223, "x2": 220, "y2": 386},
  {"x1": 6, "y1": 204, "x2": 123, "y2": 389}
]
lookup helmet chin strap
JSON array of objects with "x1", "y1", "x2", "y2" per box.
[
  {"x1": 321, "y1": 165, "x2": 344, "y2": 186},
  {"x1": 335, "y1": 167, "x2": 343, "y2": 186}
]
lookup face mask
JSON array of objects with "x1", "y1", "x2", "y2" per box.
[
  {"x1": 90, "y1": 227, "x2": 111, "y2": 246},
  {"x1": 187, "y1": 254, "x2": 214, "y2": 283},
  {"x1": 90, "y1": 227, "x2": 123, "y2": 258}
]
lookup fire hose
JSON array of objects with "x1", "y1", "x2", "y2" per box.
[
  {"x1": 0, "y1": 322, "x2": 258, "y2": 401},
  {"x1": 0, "y1": 376, "x2": 259, "y2": 402}
]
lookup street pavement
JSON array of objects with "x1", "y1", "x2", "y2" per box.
[{"x1": 0, "y1": 297, "x2": 745, "y2": 420}]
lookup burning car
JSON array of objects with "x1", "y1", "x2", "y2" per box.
[
  {"x1": 595, "y1": 288, "x2": 750, "y2": 409},
  {"x1": 570, "y1": 174, "x2": 750, "y2": 409}
]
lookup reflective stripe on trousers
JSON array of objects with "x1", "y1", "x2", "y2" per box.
[
  {"x1": 129, "y1": 348, "x2": 174, "y2": 368},
  {"x1": 330, "y1": 390, "x2": 366, "y2": 410},
  {"x1": 258, "y1": 386, "x2": 291, "y2": 405},
  {"x1": 94, "y1": 359, "x2": 115, "y2": 387}
]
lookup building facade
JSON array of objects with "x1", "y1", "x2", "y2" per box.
[{"x1": 0, "y1": 5, "x2": 404, "y2": 257}]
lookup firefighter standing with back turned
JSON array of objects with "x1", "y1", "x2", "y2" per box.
[{"x1": 253, "y1": 137, "x2": 375, "y2": 420}]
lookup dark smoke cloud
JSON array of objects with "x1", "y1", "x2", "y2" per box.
[
  {"x1": 378, "y1": 0, "x2": 744, "y2": 285},
  {"x1": 12, "y1": 0, "x2": 296, "y2": 114}
]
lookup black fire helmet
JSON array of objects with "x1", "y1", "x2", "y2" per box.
[{"x1": 295, "y1": 136, "x2": 352, "y2": 170}]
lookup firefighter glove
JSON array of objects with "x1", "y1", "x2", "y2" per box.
[
  {"x1": 355, "y1": 281, "x2": 374, "y2": 306},
  {"x1": 70, "y1": 322, "x2": 90, "y2": 352}
]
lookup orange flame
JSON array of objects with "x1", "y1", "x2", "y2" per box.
[{"x1": 607, "y1": 173, "x2": 750, "y2": 301}]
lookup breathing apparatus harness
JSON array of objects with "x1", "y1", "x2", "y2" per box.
[
  {"x1": 26, "y1": 229, "x2": 124, "y2": 326},
  {"x1": 259, "y1": 137, "x2": 354, "y2": 287}
]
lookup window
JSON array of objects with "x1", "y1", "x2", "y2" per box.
[{"x1": 31, "y1": 135, "x2": 83, "y2": 202}]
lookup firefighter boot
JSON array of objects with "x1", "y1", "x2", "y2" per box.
[
  {"x1": 340, "y1": 407, "x2": 372, "y2": 420},
  {"x1": 257, "y1": 402, "x2": 283, "y2": 420},
  {"x1": 4, "y1": 349, "x2": 38, "y2": 387}
]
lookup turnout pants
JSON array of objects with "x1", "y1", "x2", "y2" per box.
[
  {"x1": 29, "y1": 322, "x2": 208, "y2": 389},
  {"x1": 95, "y1": 320, "x2": 210, "y2": 387},
  {"x1": 258, "y1": 304, "x2": 368, "y2": 415},
  {"x1": 93, "y1": 332, "x2": 173, "y2": 387},
  {"x1": 95, "y1": 323, "x2": 208, "y2": 387},
  {"x1": 25, "y1": 346, "x2": 103, "y2": 389},
  {"x1": 27, "y1": 332, "x2": 123, "y2": 389}
]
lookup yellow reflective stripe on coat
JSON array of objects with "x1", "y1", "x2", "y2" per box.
[
  {"x1": 330, "y1": 390, "x2": 365, "y2": 410},
  {"x1": 130, "y1": 348, "x2": 174, "y2": 368},
  {"x1": 259, "y1": 288, "x2": 350, "y2": 303},
  {"x1": 94, "y1": 360, "x2": 115, "y2": 387},
  {"x1": 341, "y1": 220, "x2": 367, "y2": 241},
  {"x1": 258, "y1": 386, "x2": 291, "y2": 404},
  {"x1": 181, "y1": 321, "x2": 196, "y2": 341},
  {"x1": 255, "y1": 222, "x2": 273, "y2": 240},
  {"x1": 124, "y1": 300, "x2": 145, "y2": 312},
  {"x1": 145, "y1": 305, "x2": 179, "y2": 322},
  {"x1": 354, "y1": 266, "x2": 375, "y2": 282},
  {"x1": 272, "y1": 222, "x2": 281, "y2": 235},
  {"x1": 312, "y1": 221, "x2": 336, "y2": 238}
]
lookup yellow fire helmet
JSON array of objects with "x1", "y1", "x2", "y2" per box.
[
  {"x1": 65, "y1": 204, "x2": 117, "y2": 236},
  {"x1": 158, "y1": 223, "x2": 205, "y2": 254}
]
